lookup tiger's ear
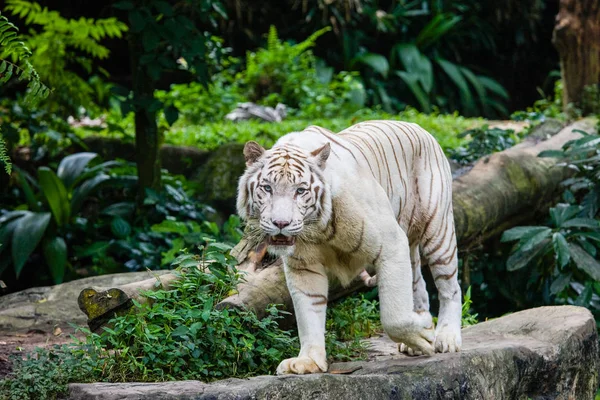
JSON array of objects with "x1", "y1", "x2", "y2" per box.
[
  {"x1": 243, "y1": 141, "x2": 265, "y2": 166},
  {"x1": 310, "y1": 142, "x2": 331, "y2": 169}
]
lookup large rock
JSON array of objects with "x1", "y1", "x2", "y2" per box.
[
  {"x1": 68, "y1": 305, "x2": 598, "y2": 399},
  {"x1": 192, "y1": 142, "x2": 246, "y2": 217},
  {"x1": 0, "y1": 271, "x2": 170, "y2": 334}
]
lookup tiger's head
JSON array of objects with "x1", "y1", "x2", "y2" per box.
[{"x1": 236, "y1": 140, "x2": 332, "y2": 253}]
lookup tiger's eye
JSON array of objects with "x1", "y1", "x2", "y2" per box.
[
  {"x1": 263, "y1": 185, "x2": 272, "y2": 193},
  {"x1": 296, "y1": 188, "x2": 306, "y2": 195}
]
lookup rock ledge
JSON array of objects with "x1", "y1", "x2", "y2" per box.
[{"x1": 69, "y1": 306, "x2": 599, "y2": 400}]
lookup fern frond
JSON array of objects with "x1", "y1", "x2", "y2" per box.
[
  {"x1": 0, "y1": 130, "x2": 11, "y2": 175},
  {"x1": 68, "y1": 36, "x2": 111, "y2": 59},
  {"x1": 0, "y1": 11, "x2": 50, "y2": 105},
  {"x1": 291, "y1": 26, "x2": 331, "y2": 58},
  {"x1": 267, "y1": 25, "x2": 279, "y2": 52}
]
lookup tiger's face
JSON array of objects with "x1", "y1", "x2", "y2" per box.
[{"x1": 236, "y1": 141, "x2": 331, "y2": 251}]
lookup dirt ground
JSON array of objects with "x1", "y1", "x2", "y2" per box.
[{"x1": 0, "y1": 329, "x2": 84, "y2": 378}]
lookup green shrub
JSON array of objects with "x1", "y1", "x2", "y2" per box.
[
  {"x1": 500, "y1": 127, "x2": 600, "y2": 327},
  {"x1": 0, "y1": 244, "x2": 299, "y2": 399},
  {"x1": 4, "y1": 0, "x2": 127, "y2": 117},
  {"x1": 449, "y1": 125, "x2": 521, "y2": 165},
  {"x1": 79, "y1": 106, "x2": 482, "y2": 154},
  {"x1": 0, "y1": 153, "x2": 134, "y2": 284}
]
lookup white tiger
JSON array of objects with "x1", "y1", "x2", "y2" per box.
[{"x1": 236, "y1": 120, "x2": 462, "y2": 375}]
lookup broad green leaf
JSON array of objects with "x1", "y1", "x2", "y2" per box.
[
  {"x1": 12, "y1": 212, "x2": 51, "y2": 278},
  {"x1": 416, "y1": 13, "x2": 462, "y2": 49},
  {"x1": 478, "y1": 76, "x2": 510, "y2": 100},
  {"x1": 57, "y1": 152, "x2": 97, "y2": 189},
  {"x1": 0, "y1": 212, "x2": 27, "y2": 256},
  {"x1": 71, "y1": 174, "x2": 131, "y2": 214},
  {"x1": 14, "y1": 167, "x2": 40, "y2": 211},
  {"x1": 164, "y1": 105, "x2": 179, "y2": 126},
  {"x1": 74, "y1": 241, "x2": 111, "y2": 258},
  {"x1": 501, "y1": 226, "x2": 549, "y2": 242},
  {"x1": 396, "y1": 71, "x2": 431, "y2": 112},
  {"x1": 552, "y1": 232, "x2": 570, "y2": 268},
  {"x1": 538, "y1": 150, "x2": 565, "y2": 158},
  {"x1": 574, "y1": 282, "x2": 593, "y2": 307},
  {"x1": 101, "y1": 202, "x2": 135, "y2": 218},
  {"x1": 576, "y1": 237, "x2": 596, "y2": 257},
  {"x1": 550, "y1": 273, "x2": 571, "y2": 295},
  {"x1": 576, "y1": 232, "x2": 600, "y2": 243},
  {"x1": 350, "y1": 53, "x2": 389, "y2": 78},
  {"x1": 128, "y1": 10, "x2": 147, "y2": 33},
  {"x1": 550, "y1": 204, "x2": 580, "y2": 227},
  {"x1": 520, "y1": 228, "x2": 552, "y2": 252},
  {"x1": 151, "y1": 220, "x2": 189, "y2": 235},
  {"x1": 506, "y1": 239, "x2": 549, "y2": 271},
  {"x1": 436, "y1": 58, "x2": 475, "y2": 114},
  {"x1": 460, "y1": 67, "x2": 486, "y2": 113},
  {"x1": 171, "y1": 325, "x2": 189, "y2": 337},
  {"x1": 393, "y1": 43, "x2": 433, "y2": 93},
  {"x1": 561, "y1": 218, "x2": 599, "y2": 229},
  {"x1": 111, "y1": 217, "x2": 132, "y2": 239},
  {"x1": 43, "y1": 236, "x2": 67, "y2": 284},
  {"x1": 568, "y1": 243, "x2": 600, "y2": 281},
  {"x1": 38, "y1": 167, "x2": 71, "y2": 227}
]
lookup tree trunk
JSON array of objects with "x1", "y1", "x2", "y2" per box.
[
  {"x1": 552, "y1": 0, "x2": 600, "y2": 113},
  {"x1": 77, "y1": 118, "x2": 597, "y2": 330},
  {"x1": 129, "y1": 31, "x2": 161, "y2": 200}
]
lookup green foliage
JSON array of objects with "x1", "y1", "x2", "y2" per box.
[
  {"x1": 388, "y1": 31, "x2": 508, "y2": 117},
  {"x1": 0, "y1": 133, "x2": 10, "y2": 174},
  {"x1": 0, "y1": 153, "x2": 133, "y2": 283},
  {"x1": 80, "y1": 106, "x2": 482, "y2": 154},
  {"x1": 0, "y1": 245, "x2": 299, "y2": 398},
  {"x1": 235, "y1": 25, "x2": 365, "y2": 116},
  {"x1": 0, "y1": 10, "x2": 49, "y2": 102},
  {"x1": 511, "y1": 78, "x2": 567, "y2": 123},
  {"x1": 500, "y1": 127, "x2": 600, "y2": 326},
  {"x1": 460, "y1": 286, "x2": 479, "y2": 327},
  {"x1": 4, "y1": 0, "x2": 127, "y2": 117},
  {"x1": 449, "y1": 125, "x2": 521, "y2": 165},
  {"x1": 0, "y1": 9, "x2": 51, "y2": 175}
]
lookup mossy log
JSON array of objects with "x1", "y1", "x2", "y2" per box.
[{"x1": 78, "y1": 118, "x2": 596, "y2": 328}]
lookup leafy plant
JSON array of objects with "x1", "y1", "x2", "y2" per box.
[
  {"x1": 449, "y1": 125, "x2": 520, "y2": 165},
  {"x1": 4, "y1": 0, "x2": 127, "y2": 117},
  {"x1": 0, "y1": 244, "x2": 299, "y2": 398},
  {"x1": 0, "y1": 152, "x2": 134, "y2": 283},
  {"x1": 500, "y1": 127, "x2": 600, "y2": 325},
  {"x1": 0, "y1": 9, "x2": 50, "y2": 174},
  {"x1": 235, "y1": 25, "x2": 365, "y2": 117}
]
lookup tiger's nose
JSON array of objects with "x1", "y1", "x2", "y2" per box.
[{"x1": 273, "y1": 220, "x2": 291, "y2": 229}]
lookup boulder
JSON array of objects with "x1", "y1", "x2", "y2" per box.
[
  {"x1": 0, "y1": 271, "x2": 170, "y2": 334},
  {"x1": 192, "y1": 142, "x2": 246, "y2": 217},
  {"x1": 68, "y1": 305, "x2": 599, "y2": 400}
]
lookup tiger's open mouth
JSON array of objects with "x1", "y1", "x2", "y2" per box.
[{"x1": 269, "y1": 234, "x2": 296, "y2": 246}]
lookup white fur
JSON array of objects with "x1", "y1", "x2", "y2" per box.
[{"x1": 237, "y1": 120, "x2": 462, "y2": 374}]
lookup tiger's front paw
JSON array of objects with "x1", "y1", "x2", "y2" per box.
[
  {"x1": 434, "y1": 324, "x2": 462, "y2": 353},
  {"x1": 276, "y1": 356, "x2": 328, "y2": 375}
]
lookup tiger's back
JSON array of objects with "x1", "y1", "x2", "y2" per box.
[{"x1": 295, "y1": 119, "x2": 454, "y2": 244}]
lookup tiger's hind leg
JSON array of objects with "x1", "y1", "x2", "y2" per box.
[
  {"x1": 421, "y1": 211, "x2": 462, "y2": 353},
  {"x1": 398, "y1": 244, "x2": 432, "y2": 356}
]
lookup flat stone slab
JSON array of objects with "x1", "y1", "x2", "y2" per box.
[
  {"x1": 69, "y1": 305, "x2": 599, "y2": 399},
  {"x1": 0, "y1": 271, "x2": 170, "y2": 334}
]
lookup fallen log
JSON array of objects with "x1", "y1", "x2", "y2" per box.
[{"x1": 78, "y1": 118, "x2": 596, "y2": 329}]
